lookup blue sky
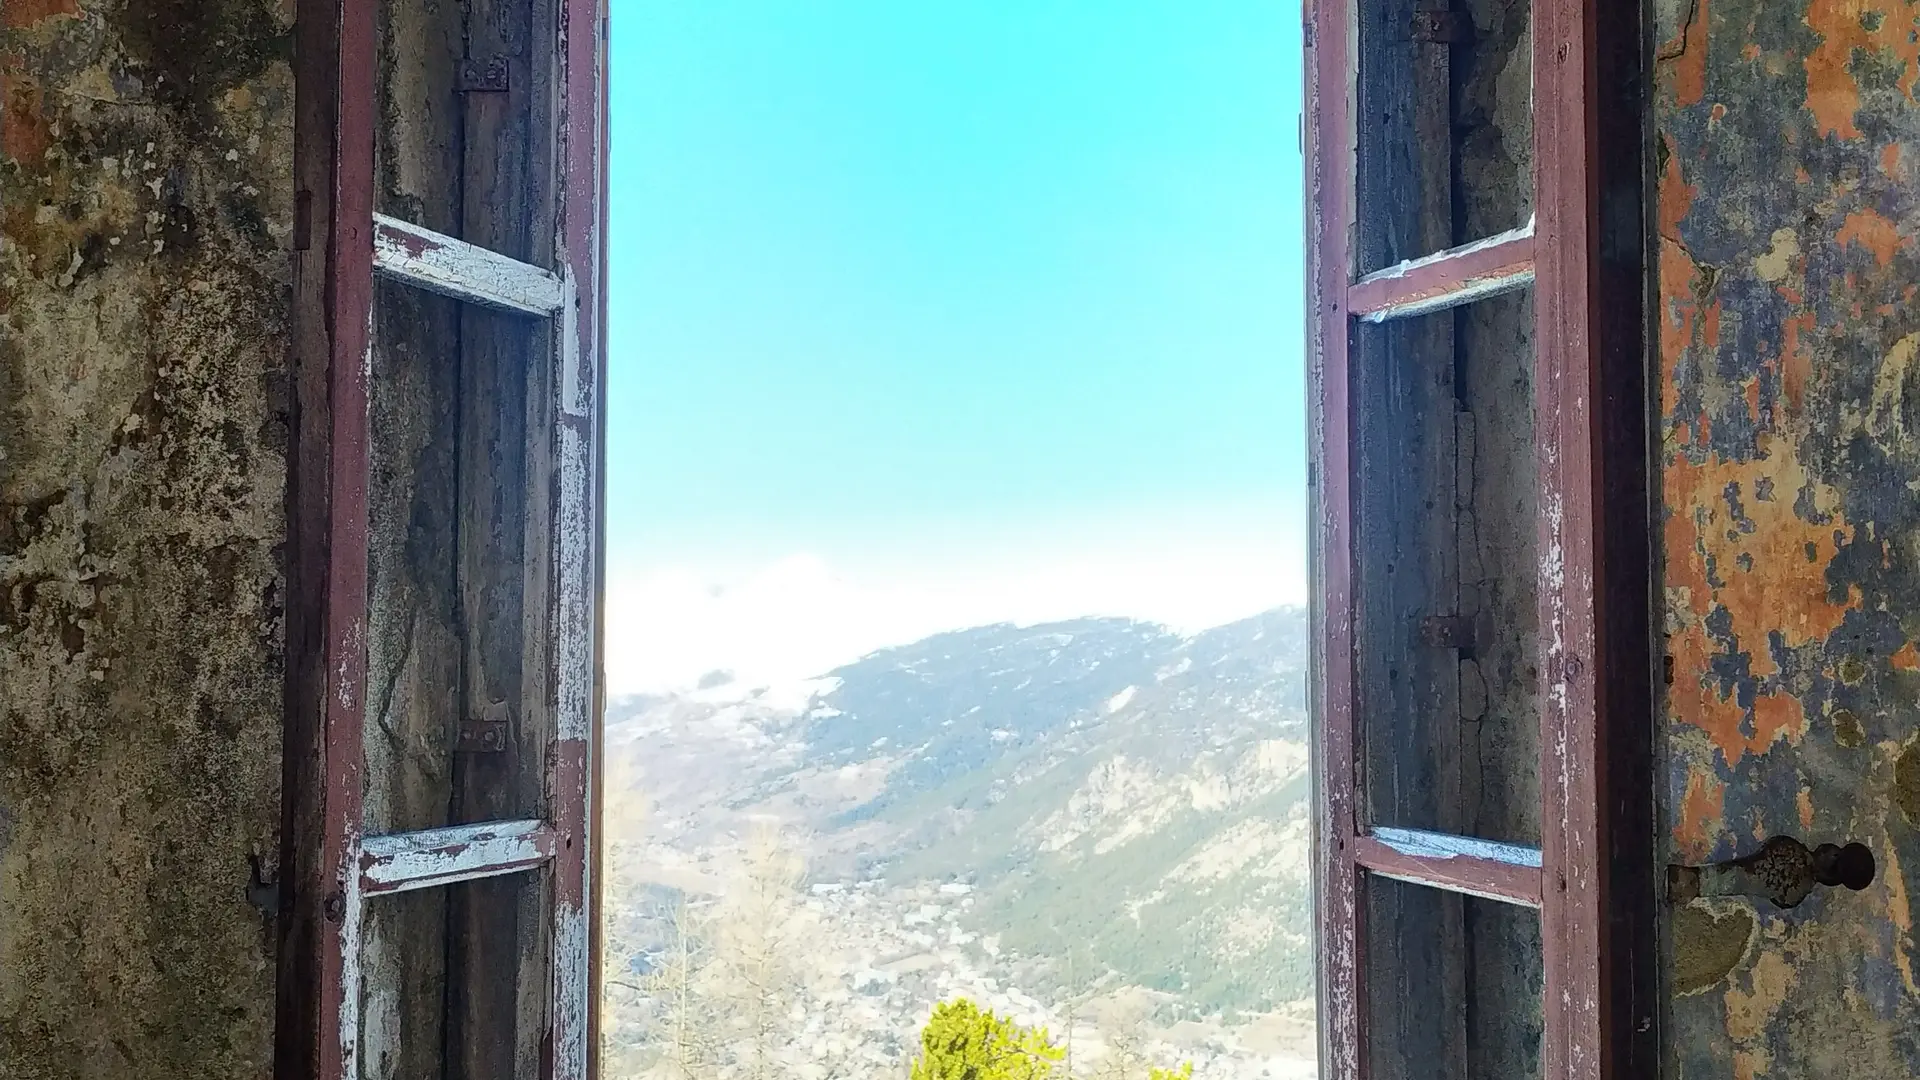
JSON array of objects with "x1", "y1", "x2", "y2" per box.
[{"x1": 606, "y1": 3, "x2": 1306, "y2": 691}]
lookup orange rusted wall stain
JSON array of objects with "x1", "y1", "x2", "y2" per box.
[
  {"x1": 1884, "y1": 142, "x2": 1904, "y2": 177},
  {"x1": 1665, "y1": 437, "x2": 1856, "y2": 764},
  {"x1": 1781, "y1": 311, "x2": 1815, "y2": 414},
  {"x1": 1883, "y1": 843, "x2": 1918, "y2": 994},
  {"x1": 1678, "y1": 767, "x2": 1729, "y2": 860},
  {"x1": 0, "y1": 63, "x2": 50, "y2": 164},
  {"x1": 1804, "y1": 0, "x2": 1920, "y2": 139},
  {"x1": 1837, "y1": 207, "x2": 1909, "y2": 267},
  {"x1": 1665, "y1": 0, "x2": 1710, "y2": 107},
  {"x1": 1750, "y1": 693, "x2": 1808, "y2": 755},
  {"x1": 1660, "y1": 236, "x2": 1703, "y2": 444},
  {"x1": 1660, "y1": 133, "x2": 1699, "y2": 239},
  {"x1": 3, "y1": 0, "x2": 79, "y2": 30}
]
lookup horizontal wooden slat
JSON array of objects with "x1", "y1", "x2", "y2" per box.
[
  {"x1": 1355, "y1": 827, "x2": 1544, "y2": 907},
  {"x1": 372, "y1": 213, "x2": 566, "y2": 316},
  {"x1": 359, "y1": 819, "x2": 557, "y2": 895},
  {"x1": 1348, "y1": 223, "x2": 1535, "y2": 322}
]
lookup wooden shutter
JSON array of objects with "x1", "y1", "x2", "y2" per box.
[
  {"x1": 1304, "y1": 0, "x2": 1656, "y2": 1076},
  {"x1": 278, "y1": 0, "x2": 606, "y2": 1073}
]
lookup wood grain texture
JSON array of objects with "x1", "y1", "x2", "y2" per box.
[
  {"x1": 359, "y1": 2, "x2": 469, "y2": 1066},
  {"x1": 1534, "y1": 0, "x2": 1655, "y2": 1074},
  {"x1": 1352, "y1": 4, "x2": 1466, "y2": 1073},
  {"x1": 279, "y1": 0, "x2": 379, "y2": 1070},
  {"x1": 1305, "y1": 0, "x2": 1363, "y2": 1067},
  {"x1": 447, "y1": 0, "x2": 560, "y2": 1069}
]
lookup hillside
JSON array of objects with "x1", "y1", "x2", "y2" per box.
[{"x1": 599, "y1": 607, "x2": 1317, "y2": 1080}]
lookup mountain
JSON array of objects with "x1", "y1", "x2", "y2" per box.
[{"x1": 600, "y1": 607, "x2": 1317, "y2": 1080}]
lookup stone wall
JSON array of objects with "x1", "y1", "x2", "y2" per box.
[
  {"x1": 0, "y1": 0, "x2": 293, "y2": 1074},
  {"x1": 1657, "y1": 0, "x2": 1920, "y2": 1073}
]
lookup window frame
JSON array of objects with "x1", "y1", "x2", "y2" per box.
[
  {"x1": 278, "y1": 0, "x2": 608, "y2": 1073},
  {"x1": 1303, "y1": 0, "x2": 1657, "y2": 1075}
]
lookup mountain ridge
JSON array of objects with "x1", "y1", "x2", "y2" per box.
[{"x1": 601, "y1": 606, "x2": 1317, "y2": 1079}]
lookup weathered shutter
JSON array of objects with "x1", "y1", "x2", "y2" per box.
[
  {"x1": 1303, "y1": 0, "x2": 1655, "y2": 1075},
  {"x1": 279, "y1": 0, "x2": 606, "y2": 1073}
]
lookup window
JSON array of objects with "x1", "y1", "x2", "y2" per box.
[
  {"x1": 1303, "y1": 0, "x2": 1656, "y2": 1074},
  {"x1": 278, "y1": 0, "x2": 606, "y2": 1075}
]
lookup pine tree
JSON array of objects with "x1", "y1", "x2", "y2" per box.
[
  {"x1": 642, "y1": 899, "x2": 719, "y2": 1080},
  {"x1": 600, "y1": 752, "x2": 659, "y2": 1076},
  {"x1": 1091, "y1": 997, "x2": 1149, "y2": 1080},
  {"x1": 1087, "y1": 997, "x2": 1192, "y2": 1080},
  {"x1": 711, "y1": 820, "x2": 807, "y2": 1080},
  {"x1": 910, "y1": 999, "x2": 1065, "y2": 1080}
]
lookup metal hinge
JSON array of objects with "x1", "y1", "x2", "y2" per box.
[
  {"x1": 246, "y1": 852, "x2": 280, "y2": 915},
  {"x1": 458, "y1": 700, "x2": 512, "y2": 753},
  {"x1": 460, "y1": 56, "x2": 510, "y2": 93},
  {"x1": 1411, "y1": 11, "x2": 1472, "y2": 43}
]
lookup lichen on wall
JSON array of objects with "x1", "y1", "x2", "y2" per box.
[
  {"x1": 0, "y1": 0, "x2": 292, "y2": 1074},
  {"x1": 1657, "y1": 0, "x2": 1920, "y2": 1072}
]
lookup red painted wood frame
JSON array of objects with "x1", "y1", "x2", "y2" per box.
[
  {"x1": 1304, "y1": 0, "x2": 1655, "y2": 1076},
  {"x1": 278, "y1": 0, "x2": 607, "y2": 1073}
]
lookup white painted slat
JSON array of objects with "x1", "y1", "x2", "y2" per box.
[
  {"x1": 551, "y1": 904, "x2": 592, "y2": 1080},
  {"x1": 359, "y1": 819, "x2": 557, "y2": 895},
  {"x1": 1369, "y1": 825, "x2": 1544, "y2": 868},
  {"x1": 1350, "y1": 219, "x2": 1536, "y2": 323},
  {"x1": 371, "y1": 214, "x2": 566, "y2": 316},
  {"x1": 557, "y1": 269, "x2": 589, "y2": 418}
]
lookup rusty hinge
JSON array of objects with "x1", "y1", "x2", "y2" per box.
[
  {"x1": 460, "y1": 56, "x2": 510, "y2": 93},
  {"x1": 1411, "y1": 11, "x2": 1472, "y2": 43},
  {"x1": 458, "y1": 700, "x2": 511, "y2": 753},
  {"x1": 245, "y1": 852, "x2": 280, "y2": 915},
  {"x1": 1418, "y1": 614, "x2": 1477, "y2": 650}
]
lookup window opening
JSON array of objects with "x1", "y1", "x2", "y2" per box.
[{"x1": 600, "y1": 7, "x2": 1315, "y2": 1080}]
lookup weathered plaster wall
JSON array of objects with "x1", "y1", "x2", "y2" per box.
[
  {"x1": 1657, "y1": 0, "x2": 1920, "y2": 1072},
  {"x1": 0, "y1": 0, "x2": 293, "y2": 1074}
]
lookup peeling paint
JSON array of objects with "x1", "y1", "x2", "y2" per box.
[
  {"x1": 1660, "y1": 0, "x2": 1920, "y2": 1067},
  {"x1": 371, "y1": 213, "x2": 565, "y2": 316},
  {"x1": 1803, "y1": 0, "x2": 1920, "y2": 141},
  {"x1": 358, "y1": 819, "x2": 556, "y2": 894}
]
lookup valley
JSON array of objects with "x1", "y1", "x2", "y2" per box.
[{"x1": 599, "y1": 609, "x2": 1318, "y2": 1080}]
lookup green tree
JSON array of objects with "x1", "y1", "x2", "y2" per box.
[{"x1": 911, "y1": 999, "x2": 1066, "y2": 1080}]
